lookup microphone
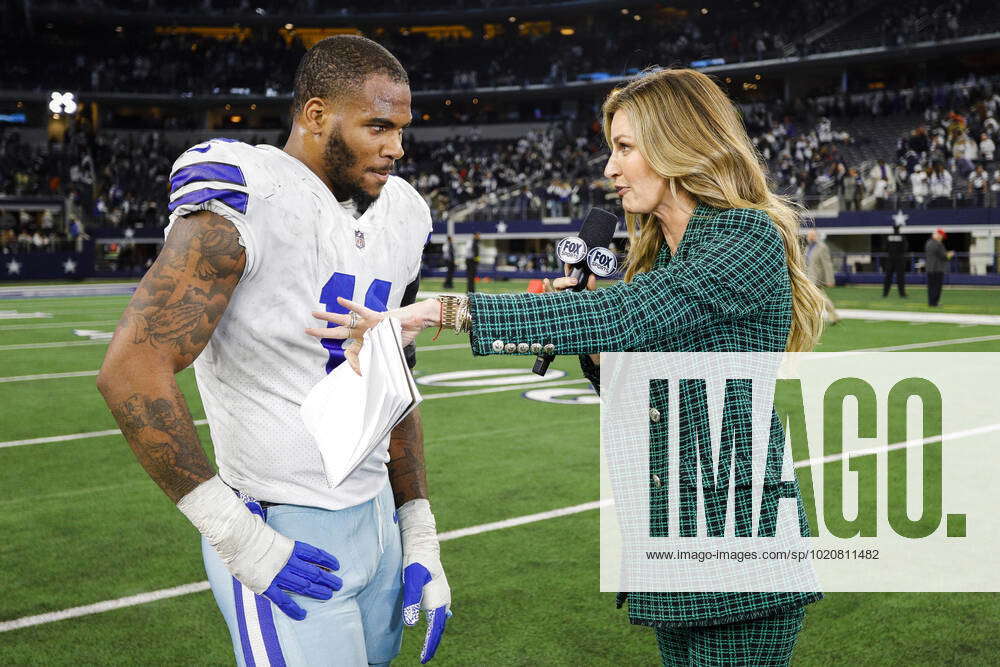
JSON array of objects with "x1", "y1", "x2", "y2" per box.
[{"x1": 532, "y1": 207, "x2": 619, "y2": 376}]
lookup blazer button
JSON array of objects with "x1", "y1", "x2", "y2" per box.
[
  {"x1": 649, "y1": 407, "x2": 661, "y2": 423},
  {"x1": 504, "y1": 342, "x2": 518, "y2": 354},
  {"x1": 517, "y1": 342, "x2": 529, "y2": 353},
  {"x1": 543, "y1": 343, "x2": 555, "y2": 355},
  {"x1": 530, "y1": 343, "x2": 542, "y2": 354},
  {"x1": 492, "y1": 340, "x2": 505, "y2": 352},
  {"x1": 651, "y1": 474, "x2": 662, "y2": 488}
]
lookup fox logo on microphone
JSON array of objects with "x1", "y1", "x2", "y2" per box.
[
  {"x1": 556, "y1": 236, "x2": 588, "y2": 264},
  {"x1": 586, "y1": 247, "x2": 618, "y2": 277}
]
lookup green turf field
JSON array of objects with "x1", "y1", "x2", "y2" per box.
[{"x1": 1, "y1": 282, "x2": 998, "y2": 665}]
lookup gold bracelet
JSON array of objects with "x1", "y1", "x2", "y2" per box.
[
  {"x1": 456, "y1": 298, "x2": 471, "y2": 334},
  {"x1": 438, "y1": 295, "x2": 469, "y2": 334}
]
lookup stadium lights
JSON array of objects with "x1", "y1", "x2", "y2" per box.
[
  {"x1": 250, "y1": 104, "x2": 257, "y2": 110},
  {"x1": 48, "y1": 92, "x2": 77, "y2": 115},
  {"x1": 634, "y1": 14, "x2": 641, "y2": 21},
  {"x1": 701, "y1": 7, "x2": 709, "y2": 14},
  {"x1": 472, "y1": 97, "x2": 479, "y2": 104},
  {"x1": 115, "y1": 26, "x2": 123, "y2": 33},
  {"x1": 755, "y1": 73, "x2": 762, "y2": 80},
  {"x1": 508, "y1": 16, "x2": 516, "y2": 22},
  {"x1": 559, "y1": 27, "x2": 575, "y2": 35},
  {"x1": 621, "y1": 8, "x2": 629, "y2": 14},
  {"x1": 445, "y1": 99, "x2": 452, "y2": 106},
  {"x1": 285, "y1": 23, "x2": 294, "y2": 30}
]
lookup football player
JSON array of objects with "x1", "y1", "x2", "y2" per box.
[{"x1": 97, "y1": 36, "x2": 449, "y2": 666}]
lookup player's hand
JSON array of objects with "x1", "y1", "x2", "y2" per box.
[
  {"x1": 178, "y1": 478, "x2": 343, "y2": 622},
  {"x1": 263, "y1": 541, "x2": 343, "y2": 621},
  {"x1": 398, "y1": 500, "x2": 451, "y2": 664}
]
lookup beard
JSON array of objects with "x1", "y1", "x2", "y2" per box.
[{"x1": 322, "y1": 128, "x2": 378, "y2": 214}]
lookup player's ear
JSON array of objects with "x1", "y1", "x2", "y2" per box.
[{"x1": 301, "y1": 97, "x2": 328, "y2": 136}]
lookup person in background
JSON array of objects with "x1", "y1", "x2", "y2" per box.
[
  {"x1": 883, "y1": 224, "x2": 908, "y2": 298},
  {"x1": 924, "y1": 228, "x2": 953, "y2": 307},
  {"x1": 442, "y1": 235, "x2": 456, "y2": 288},
  {"x1": 465, "y1": 231, "x2": 480, "y2": 293},
  {"x1": 805, "y1": 228, "x2": 840, "y2": 323}
]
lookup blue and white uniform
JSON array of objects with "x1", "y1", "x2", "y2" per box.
[{"x1": 166, "y1": 138, "x2": 431, "y2": 666}]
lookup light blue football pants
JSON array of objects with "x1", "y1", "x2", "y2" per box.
[{"x1": 202, "y1": 480, "x2": 403, "y2": 667}]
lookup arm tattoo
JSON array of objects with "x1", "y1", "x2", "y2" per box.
[
  {"x1": 119, "y1": 211, "x2": 245, "y2": 368},
  {"x1": 388, "y1": 408, "x2": 428, "y2": 508},
  {"x1": 110, "y1": 385, "x2": 215, "y2": 502},
  {"x1": 99, "y1": 210, "x2": 245, "y2": 503}
]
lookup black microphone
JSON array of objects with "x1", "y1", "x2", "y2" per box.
[{"x1": 532, "y1": 207, "x2": 619, "y2": 376}]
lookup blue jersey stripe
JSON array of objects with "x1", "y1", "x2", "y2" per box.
[
  {"x1": 254, "y1": 595, "x2": 287, "y2": 667},
  {"x1": 169, "y1": 162, "x2": 246, "y2": 193},
  {"x1": 232, "y1": 577, "x2": 257, "y2": 667},
  {"x1": 168, "y1": 187, "x2": 249, "y2": 215}
]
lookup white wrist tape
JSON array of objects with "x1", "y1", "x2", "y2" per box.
[
  {"x1": 398, "y1": 499, "x2": 451, "y2": 610},
  {"x1": 176, "y1": 476, "x2": 293, "y2": 595}
]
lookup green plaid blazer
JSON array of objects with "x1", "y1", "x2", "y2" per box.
[{"x1": 468, "y1": 202, "x2": 822, "y2": 628}]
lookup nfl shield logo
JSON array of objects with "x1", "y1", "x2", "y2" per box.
[{"x1": 355, "y1": 230, "x2": 365, "y2": 249}]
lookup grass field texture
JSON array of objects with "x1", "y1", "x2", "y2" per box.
[{"x1": 0, "y1": 280, "x2": 998, "y2": 665}]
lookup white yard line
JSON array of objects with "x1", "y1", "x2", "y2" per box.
[
  {"x1": 0, "y1": 340, "x2": 108, "y2": 351},
  {"x1": 0, "y1": 380, "x2": 588, "y2": 448},
  {"x1": 837, "y1": 308, "x2": 1000, "y2": 326},
  {"x1": 0, "y1": 370, "x2": 100, "y2": 383},
  {"x1": 423, "y1": 378, "x2": 589, "y2": 400},
  {"x1": 813, "y1": 334, "x2": 1000, "y2": 357},
  {"x1": 0, "y1": 311, "x2": 52, "y2": 320},
  {"x1": 0, "y1": 319, "x2": 119, "y2": 331},
  {"x1": 793, "y1": 423, "x2": 1000, "y2": 468},
  {"x1": 0, "y1": 582, "x2": 214, "y2": 633},
  {"x1": 0, "y1": 420, "x2": 210, "y2": 449}
]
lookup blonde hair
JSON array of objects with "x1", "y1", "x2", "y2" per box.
[{"x1": 601, "y1": 68, "x2": 825, "y2": 352}]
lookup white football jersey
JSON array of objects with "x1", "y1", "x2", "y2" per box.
[{"x1": 165, "y1": 138, "x2": 431, "y2": 510}]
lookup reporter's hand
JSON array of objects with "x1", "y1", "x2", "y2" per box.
[
  {"x1": 307, "y1": 297, "x2": 437, "y2": 358},
  {"x1": 541, "y1": 263, "x2": 596, "y2": 292}
]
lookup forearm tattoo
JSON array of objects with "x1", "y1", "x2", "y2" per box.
[
  {"x1": 111, "y1": 385, "x2": 215, "y2": 502},
  {"x1": 388, "y1": 408, "x2": 429, "y2": 508},
  {"x1": 100, "y1": 211, "x2": 245, "y2": 502}
]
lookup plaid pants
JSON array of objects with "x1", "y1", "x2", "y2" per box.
[{"x1": 655, "y1": 606, "x2": 805, "y2": 666}]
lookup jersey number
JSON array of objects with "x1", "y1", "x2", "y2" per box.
[{"x1": 319, "y1": 273, "x2": 391, "y2": 373}]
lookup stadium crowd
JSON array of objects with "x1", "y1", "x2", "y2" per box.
[
  {"x1": 36, "y1": 0, "x2": 587, "y2": 14},
  {"x1": 3, "y1": 74, "x2": 1000, "y2": 254},
  {"x1": 9, "y1": 0, "x2": 975, "y2": 96}
]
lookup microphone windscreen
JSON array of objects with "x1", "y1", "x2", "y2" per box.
[{"x1": 577, "y1": 207, "x2": 619, "y2": 250}]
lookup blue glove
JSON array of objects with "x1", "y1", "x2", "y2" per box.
[
  {"x1": 263, "y1": 541, "x2": 342, "y2": 621},
  {"x1": 403, "y1": 562, "x2": 450, "y2": 663},
  {"x1": 398, "y1": 500, "x2": 451, "y2": 664}
]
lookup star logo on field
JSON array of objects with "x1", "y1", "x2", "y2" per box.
[
  {"x1": 63, "y1": 258, "x2": 77, "y2": 274},
  {"x1": 495, "y1": 222, "x2": 508, "y2": 233},
  {"x1": 6, "y1": 259, "x2": 21, "y2": 275},
  {"x1": 124, "y1": 228, "x2": 135, "y2": 239},
  {"x1": 892, "y1": 210, "x2": 909, "y2": 227}
]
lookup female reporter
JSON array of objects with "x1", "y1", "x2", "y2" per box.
[{"x1": 310, "y1": 68, "x2": 826, "y2": 665}]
